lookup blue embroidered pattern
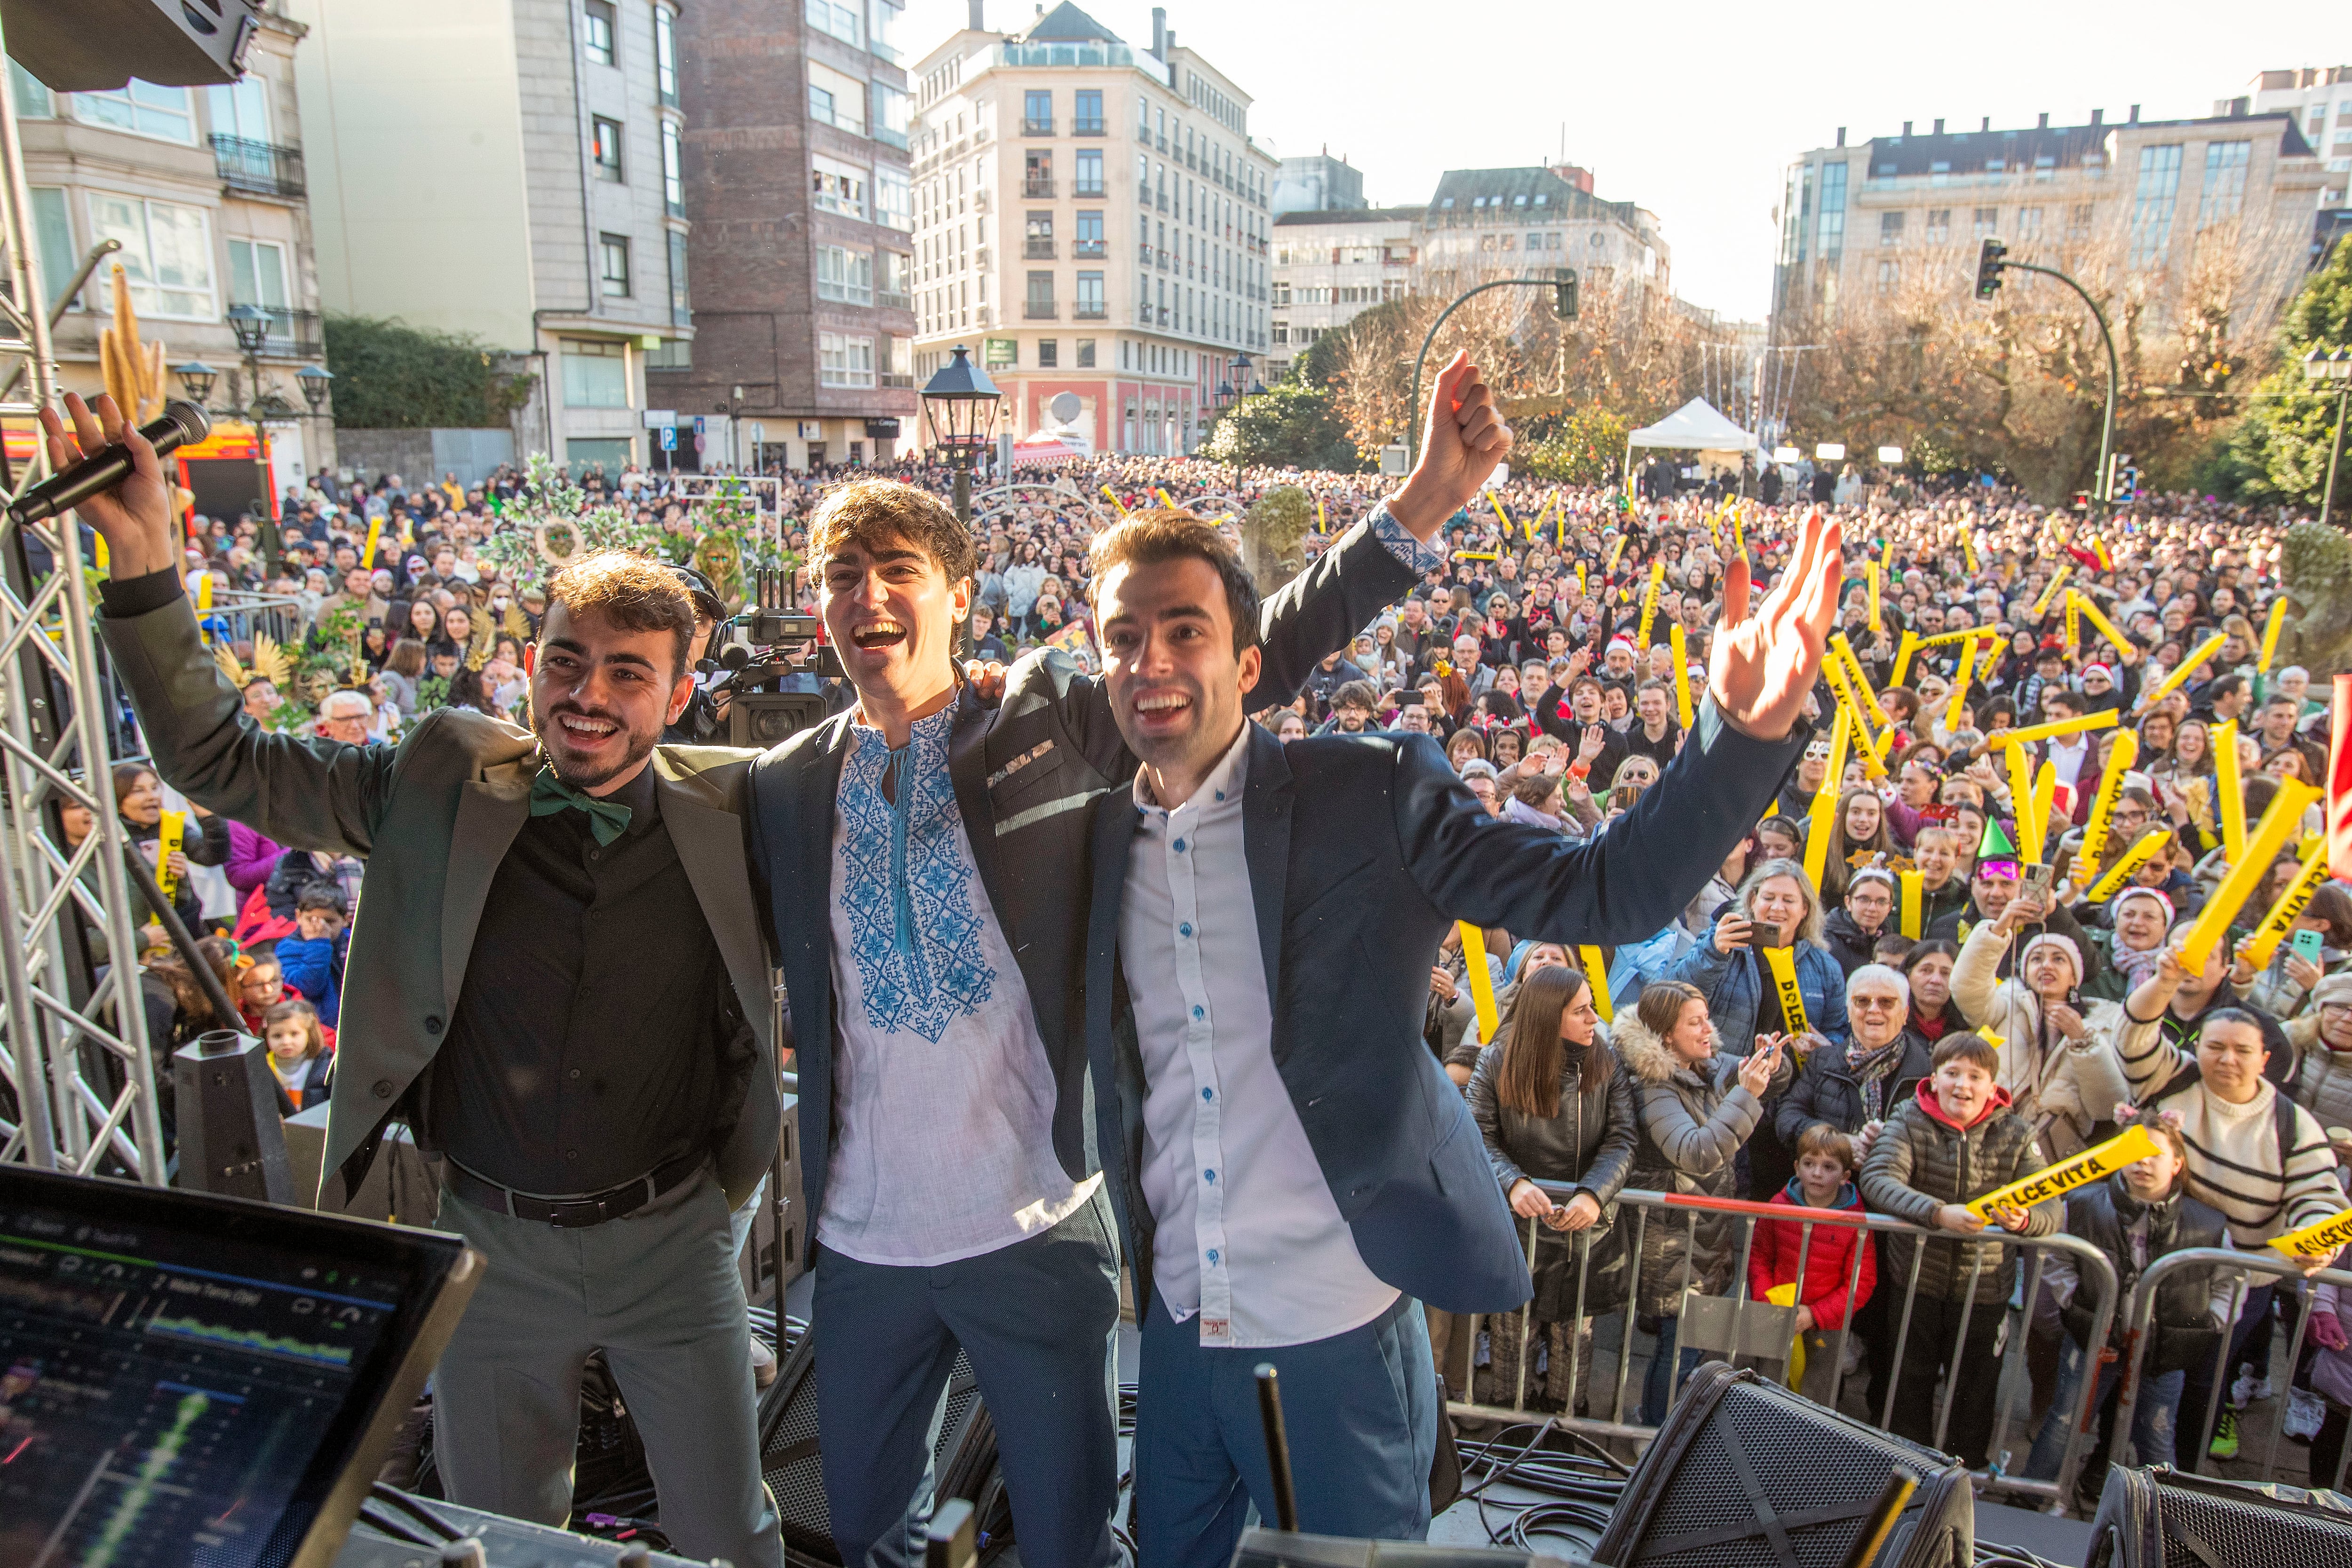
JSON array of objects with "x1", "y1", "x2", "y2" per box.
[
  {"x1": 1369, "y1": 501, "x2": 1448, "y2": 576},
  {"x1": 839, "y1": 708, "x2": 995, "y2": 1042}
]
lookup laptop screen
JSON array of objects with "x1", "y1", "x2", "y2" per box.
[{"x1": 0, "y1": 1167, "x2": 475, "y2": 1568}]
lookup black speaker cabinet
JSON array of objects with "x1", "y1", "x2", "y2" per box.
[
  {"x1": 740, "y1": 1091, "x2": 808, "y2": 1308},
  {"x1": 2084, "y1": 1464, "x2": 2352, "y2": 1568},
  {"x1": 1590, "y1": 1364, "x2": 1973, "y2": 1568},
  {"x1": 2, "y1": 0, "x2": 262, "y2": 92},
  {"x1": 171, "y1": 1029, "x2": 293, "y2": 1204},
  {"x1": 758, "y1": 1329, "x2": 1005, "y2": 1565}
]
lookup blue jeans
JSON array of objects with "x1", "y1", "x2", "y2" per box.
[
  {"x1": 1137, "y1": 1289, "x2": 1437, "y2": 1568},
  {"x1": 1637, "y1": 1315, "x2": 1706, "y2": 1427},
  {"x1": 2025, "y1": 1334, "x2": 2184, "y2": 1481}
]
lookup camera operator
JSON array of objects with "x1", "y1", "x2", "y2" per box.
[{"x1": 664, "y1": 564, "x2": 731, "y2": 746}]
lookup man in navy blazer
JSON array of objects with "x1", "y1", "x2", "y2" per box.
[
  {"x1": 744, "y1": 357, "x2": 1512, "y2": 1568},
  {"x1": 1080, "y1": 479, "x2": 1845, "y2": 1564}
]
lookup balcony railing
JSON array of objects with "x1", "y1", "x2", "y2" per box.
[
  {"x1": 1022, "y1": 117, "x2": 1053, "y2": 135},
  {"x1": 1073, "y1": 302, "x2": 1107, "y2": 319},
  {"x1": 1023, "y1": 178, "x2": 1055, "y2": 198},
  {"x1": 1073, "y1": 117, "x2": 1105, "y2": 135},
  {"x1": 238, "y1": 305, "x2": 323, "y2": 360},
  {"x1": 1024, "y1": 301, "x2": 1058, "y2": 319},
  {"x1": 878, "y1": 289, "x2": 912, "y2": 310},
  {"x1": 1072, "y1": 239, "x2": 1106, "y2": 259},
  {"x1": 1073, "y1": 179, "x2": 1104, "y2": 198},
  {"x1": 1025, "y1": 239, "x2": 1056, "y2": 258},
  {"x1": 212, "y1": 135, "x2": 305, "y2": 199}
]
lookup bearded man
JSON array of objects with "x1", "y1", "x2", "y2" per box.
[{"x1": 52, "y1": 391, "x2": 781, "y2": 1567}]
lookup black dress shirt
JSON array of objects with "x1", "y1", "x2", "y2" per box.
[{"x1": 425, "y1": 761, "x2": 751, "y2": 1194}]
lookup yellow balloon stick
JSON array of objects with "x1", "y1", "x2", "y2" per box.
[
  {"x1": 2028, "y1": 760, "x2": 2058, "y2": 868},
  {"x1": 1804, "y1": 708, "x2": 1852, "y2": 891},
  {"x1": 1457, "y1": 922, "x2": 1501, "y2": 1044},
  {"x1": 2073, "y1": 592, "x2": 2132, "y2": 656},
  {"x1": 1866, "y1": 560, "x2": 1883, "y2": 632},
  {"x1": 2214, "y1": 718, "x2": 2247, "y2": 865},
  {"x1": 1670, "y1": 622, "x2": 1696, "y2": 730},
  {"x1": 1317, "y1": 495, "x2": 1326, "y2": 531},
  {"x1": 1829, "y1": 633, "x2": 1890, "y2": 731},
  {"x1": 2084, "y1": 828, "x2": 2170, "y2": 901},
  {"x1": 1637, "y1": 559, "x2": 1665, "y2": 648},
  {"x1": 1947, "y1": 635, "x2": 1982, "y2": 727},
  {"x1": 1822, "y1": 655, "x2": 1889, "y2": 779},
  {"x1": 2140, "y1": 630, "x2": 2229, "y2": 708},
  {"x1": 2064, "y1": 592, "x2": 2081, "y2": 653},
  {"x1": 362, "y1": 516, "x2": 384, "y2": 569},
  {"x1": 1607, "y1": 533, "x2": 1629, "y2": 575},
  {"x1": 2260, "y1": 595, "x2": 2291, "y2": 674},
  {"x1": 194, "y1": 572, "x2": 212, "y2": 611},
  {"x1": 2031, "y1": 564, "x2": 2072, "y2": 618},
  {"x1": 2241, "y1": 836, "x2": 2333, "y2": 971},
  {"x1": 1890, "y1": 629, "x2": 1920, "y2": 690},
  {"x1": 2176, "y1": 780, "x2": 2322, "y2": 970},
  {"x1": 1921, "y1": 622, "x2": 1999, "y2": 647},
  {"x1": 2271, "y1": 1204, "x2": 2352, "y2": 1260},
  {"x1": 1490, "y1": 492, "x2": 1512, "y2": 534},
  {"x1": 1980, "y1": 709, "x2": 2118, "y2": 751},
  {"x1": 1969, "y1": 1124, "x2": 2160, "y2": 1219},
  {"x1": 2075, "y1": 730, "x2": 2140, "y2": 870},
  {"x1": 2006, "y1": 743, "x2": 2042, "y2": 863},
  {"x1": 1101, "y1": 484, "x2": 1129, "y2": 514},
  {"x1": 1579, "y1": 946, "x2": 1613, "y2": 1023},
  {"x1": 1963, "y1": 531, "x2": 1979, "y2": 574},
  {"x1": 1900, "y1": 869, "x2": 1924, "y2": 939}
]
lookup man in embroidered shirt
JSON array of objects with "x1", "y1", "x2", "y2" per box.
[
  {"x1": 747, "y1": 354, "x2": 1508, "y2": 1568},
  {"x1": 1081, "y1": 467, "x2": 1843, "y2": 1562}
]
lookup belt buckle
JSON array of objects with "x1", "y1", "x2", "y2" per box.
[{"x1": 549, "y1": 1197, "x2": 610, "y2": 1228}]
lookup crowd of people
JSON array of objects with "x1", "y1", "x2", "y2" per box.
[{"x1": 141, "y1": 440, "x2": 2351, "y2": 1509}]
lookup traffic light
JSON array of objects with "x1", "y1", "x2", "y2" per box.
[
  {"x1": 1974, "y1": 238, "x2": 2007, "y2": 300},
  {"x1": 1554, "y1": 267, "x2": 1579, "y2": 320}
]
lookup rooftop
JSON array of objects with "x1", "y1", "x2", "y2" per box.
[
  {"x1": 1276, "y1": 205, "x2": 1427, "y2": 228},
  {"x1": 1427, "y1": 167, "x2": 1638, "y2": 228},
  {"x1": 1014, "y1": 2, "x2": 1121, "y2": 44},
  {"x1": 1851, "y1": 110, "x2": 2313, "y2": 179}
]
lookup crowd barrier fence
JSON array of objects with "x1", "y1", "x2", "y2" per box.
[{"x1": 1443, "y1": 1183, "x2": 2119, "y2": 1508}]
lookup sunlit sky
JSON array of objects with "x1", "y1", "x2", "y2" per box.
[{"x1": 898, "y1": 0, "x2": 2345, "y2": 320}]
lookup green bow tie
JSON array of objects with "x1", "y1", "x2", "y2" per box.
[{"x1": 528, "y1": 767, "x2": 633, "y2": 846}]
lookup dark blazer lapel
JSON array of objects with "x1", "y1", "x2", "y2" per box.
[
  {"x1": 946, "y1": 684, "x2": 1013, "y2": 935},
  {"x1": 440, "y1": 757, "x2": 533, "y2": 1012},
  {"x1": 1241, "y1": 724, "x2": 1294, "y2": 1022},
  {"x1": 789, "y1": 712, "x2": 856, "y2": 984}
]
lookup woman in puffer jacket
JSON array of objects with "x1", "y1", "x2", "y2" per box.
[
  {"x1": 1950, "y1": 896, "x2": 2131, "y2": 1160},
  {"x1": 1664, "y1": 858, "x2": 1848, "y2": 1200},
  {"x1": 2287, "y1": 971, "x2": 2352, "y2": 1134},
  {"x1": 1469, "y1": 964, "x2": 1637, "y2": 1412},
  {"x1": 1615, "y1": 978, "x2": 1791, "y2": 1425}
]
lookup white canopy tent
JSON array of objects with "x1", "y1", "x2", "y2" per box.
[{"x1": 1625, "y1": 398, "x2": 1757, "y2": 487}]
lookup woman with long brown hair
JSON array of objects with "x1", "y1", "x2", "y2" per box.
[{"x1": 1468, "y1": 963, "x2": 1637, "y2": 1412}]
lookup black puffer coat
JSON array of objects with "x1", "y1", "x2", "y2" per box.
[
  {"x1": 1469, "y1": 1042, "x2": 1639, "y2": 1318},
  {"x1": 2056, "y1": 1174, "x2": 2229, "y2": 1376},
  {"x1": 1858, "y1": 1082, "x2": 2059, "y2": 1303},
  {"x1": 1775, "y1": 1028, "x2": 1935, "y2": 1146}
]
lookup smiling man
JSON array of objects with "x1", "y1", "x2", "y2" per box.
[
  {"x1": 51, "y1": 393, "x2": 783, "y2": 1565},
  {"x1": 748, "y1": 353, "x2": 1508, "y2": 1568},
  {"x1": 1079, "y1": 481, "x2": 1844, "y2": 1560}
]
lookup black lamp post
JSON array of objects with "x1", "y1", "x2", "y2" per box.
[
  {"x1": 918, "y1": 344, "x2": 1003, "y2": 658},
  {"x1": 173, "y1": 360, "x2": 218, "y2": 405},
  {"x1": 225, "y1": 303, "x2": 282, "y2": 577},
  {"x1": 2305, "y1": 345, "x2": 2352, "y2": 526},
  {"x1": 297, "y1": 363, "x2": 334, "y2": 414}
]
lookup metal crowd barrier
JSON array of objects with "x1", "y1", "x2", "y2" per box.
[
  {"x1": 1445, "y1": 1183, "x2": 2119, "y2": 1508},
  {"x1": 2109, "y1": 1246, "x2": 2352, "y2": 1492}
]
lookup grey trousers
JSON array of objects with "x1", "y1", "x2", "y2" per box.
[{"x1": 434, "y1": 1168, "x2": 782, "y2": 1568}]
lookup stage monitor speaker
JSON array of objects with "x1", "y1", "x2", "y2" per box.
[
  {"x1": 1, "y1": 0, "x2": 263, "y2": 92},
  {"x1": 740, "y1": 1091, "x2": 807, "y2": 1307},
  {"x1": 2083, "y1": 1464, "x2": 2352, "y2": 1568},
  {"x1": 758, "y1": 1329, "x2": 1007, "y2": 1566},
  {"x1": 1230, "y1": 1527, "x2": 1557, "y2": 1568},
  {"x1": 1589, "y1": 1364, "x2": 1973, "y2": 1568},
  {"x1": 283, "y1": 1102, "x2": 441, "y2": 1223},
  {"x1": 172, "y1": 1027, "x2": 294, "y2": 1204}
]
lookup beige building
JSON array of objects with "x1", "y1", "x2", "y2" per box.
[
  {"x1": 1267, "y1": 206, "x2": 1421, "y2": 381},
  {"x1": 907, "y1": 1, "x2": 1276, "y2": 454},
  {"x1": 2223, "y1": 66, "x2": 2351, "y2": 199},
  {"x1": 284, "y1": 0, "x2": 691, "y2": 473},
  {"x1": 1416, "y1": 164, "x2": 1669, "y2": 307},
  {"x1": 10, "y1": 9, "x2": 334, "y2": 504},
  {"x1": 1773, "y1": 109, "x2": 2328, "y2": 325}
]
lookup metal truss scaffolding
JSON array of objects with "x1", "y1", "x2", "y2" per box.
[{"x1": 0, "y1": 19, "x2": 165, "y2": 1182}]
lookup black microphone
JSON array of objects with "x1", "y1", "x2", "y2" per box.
[{"x1": 8, "y1": 400, "x2": 210, "y2": 526}]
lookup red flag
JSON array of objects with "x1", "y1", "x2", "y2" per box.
[{"x1": 2332, "y1": 675, "x2": 2352, "y2": 882}]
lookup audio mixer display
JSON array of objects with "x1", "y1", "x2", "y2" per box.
[{"x1": 0, "y1": 1190, "x2": 401, "y2": 1568}]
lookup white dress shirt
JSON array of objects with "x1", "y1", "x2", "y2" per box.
[
  {"x1": 819, "y1": 705, "x2": 1099, "y2": 1267},
  {"x1": 1121, "y1": 724, "x2": 1399, "y2": 1349}
]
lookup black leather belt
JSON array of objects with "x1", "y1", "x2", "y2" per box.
[{"x1": 444, "y1": 1151, "x2": 705, "y2": 1228}]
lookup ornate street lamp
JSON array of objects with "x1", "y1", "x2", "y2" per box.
[
  {"x1": 918, "y1": 344, "x2": 1003, "y2": 657},
  {"x1": 2305, "y1": 345, "x2": 2352, "y2": 527},
  {"x1": 172, "y1": 361, "x2": 218, "y2": 406},
  {"x1": 224, "y1": 304, "x2": 279, "y2": 574},
  {"x1": 297, "y1": 363, "x2": 334, "y2": 414}
]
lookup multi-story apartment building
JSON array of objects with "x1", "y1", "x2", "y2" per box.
[
  {"x1": 1772, "y1": 108, "x2": 2327, "y2": 326},
  {"x1": 1272, "y1": 150, "x2": 1365, "y2": 217},
  {"x1": 647, "y1": 0, "x2": 917, "y2": 471},
  {"x1": 907, "y1": 2, "x2": 1276, "y2": 455},
  {"x1": 285, "y1": 0, "x2": 690, "y2": 473},
  {"x1": 11, "y1": 9, "x2": 335, "y2": 507},
  {"x1": 2223, "y1": 66, "x2": 2352, "y2": 195},
  {"x1": 1266, "y1": 206, "x2": 1421, "y2": 381},
  {"x1": 1416, "y1": 164, "x2": 1669, "y2": 308}
]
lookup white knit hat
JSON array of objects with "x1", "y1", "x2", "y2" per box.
[{"x1": 2019, "y1": 931, "x2": 2084, "y2": 981}]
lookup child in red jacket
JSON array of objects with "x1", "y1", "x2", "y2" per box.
[{"x1": 1749, "y1": 1123, "x2": 1878, "y2": 1405}]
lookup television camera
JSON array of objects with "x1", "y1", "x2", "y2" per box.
[{"x1": 704, "y1": 568, "x2": 842, "y2": 749}]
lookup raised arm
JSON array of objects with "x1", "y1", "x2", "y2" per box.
[{"x1": 45, "y1": 392, "x2": 401, "y2": 856}]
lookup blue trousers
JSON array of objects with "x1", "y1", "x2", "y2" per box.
[
  {"x1": 2025, "y1": 1334, "x2": 2184, "y2": 1482},
  {"x1": 1137, "y1": 1289, "x2": 1436, "y2": 1568},
  {"x1": 811, "y1": 1189, "x2": 1121, "y2": 1568}
]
